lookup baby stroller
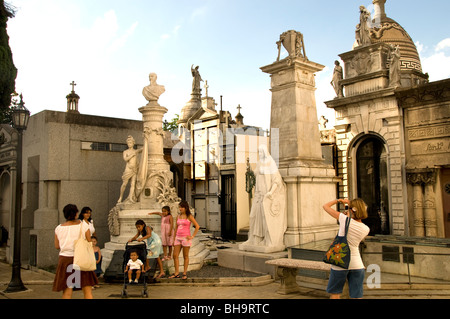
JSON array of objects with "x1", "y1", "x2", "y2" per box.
[{"x1": 121, "y1": 241, "x2": 149, "y2": 298}]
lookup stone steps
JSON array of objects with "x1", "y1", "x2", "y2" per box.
[{"x1": 102, "y1": 230, "x2": 212, "y2": 274}]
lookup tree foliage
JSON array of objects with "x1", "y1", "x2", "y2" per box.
[
  {"x1": 163, "y1": 114, "x2": 179, "y2": 133},
  {"x1": 0, "y1": 0, "x2": 17, "y2": 123}
]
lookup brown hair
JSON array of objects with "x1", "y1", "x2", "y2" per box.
[
  {"x1": 162, "y1": 205, "x2": 171, "y2": 215},
  {"x1": 63, "y1": 204, "x2": 78, "y2": 221},
  {"x1": 178, "y1": 200, "x2": 191, "y2": 218},
  {"x1": 349, "y1": 198, "x2": 368, "y2": 220}
]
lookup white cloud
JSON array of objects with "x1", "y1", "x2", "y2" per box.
[
  {"x1": 436, "y1": 38, "x2": 450, "y2": 52},
  {"x1": 422, "y1": 52, "x2": 450, "y2": 81},
  {"x1": 415, "y1": 41, "x2": 424, "y2": 55},
  {"x1": 190, "y1": 6, "x2": 207, "y2": 21},
  {"x1": 108, "y1": 21, "x2": 138, "y2": 53},
  {"x1": 419, "y1": 38, "x2": 450, "y2": 81},
  {"x1": 160, "y1": 24, "x2": 182, "y2": 40},
  {"x1": 8, "y1": 3, "x2": 139, "y2": 118}
]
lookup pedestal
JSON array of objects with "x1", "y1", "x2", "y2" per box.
[{"x1": 261, "y1": 53, "x2": 340, "y2": 247}]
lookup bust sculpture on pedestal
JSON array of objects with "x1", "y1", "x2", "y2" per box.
[
  {"x1": 143, "y1": 73, "x2": 165, "y2": 106},
  {"x1": 107, "y1": 72, "x2": 177, "y2": 238}
]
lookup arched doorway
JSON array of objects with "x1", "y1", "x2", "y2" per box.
[
  {"x1": 0, "y1": 169, "x2": 11, "y2": 244},
  {"x1": 354, "y1": 136, "x2": 390, "y2": 235}
]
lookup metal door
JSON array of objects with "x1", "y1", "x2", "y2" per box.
[
  {"x1": 441, "y1": 169, "x2": 450, "y2": 238},
  {"x1": 221, "y1": 174, "x2": 236, "y2": 240}
]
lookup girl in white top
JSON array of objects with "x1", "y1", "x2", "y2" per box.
[
  {"x1": 79, "y1": 206, "x2": 96, "y2": 238},
  {"x1": 323, "y1": 198, "x2": 370, "y2": 299}
]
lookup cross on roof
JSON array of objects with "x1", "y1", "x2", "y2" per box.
[
  {"x1": 204, "y1": 80, "x2": 209, "y2": 97},
  {"x1": 237, "y1": 104, "x2": 242, "y2": 114},
  {"x1": 70, "y1": 81, "x2": 76, "y2": 92}
]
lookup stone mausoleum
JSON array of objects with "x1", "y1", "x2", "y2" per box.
[{"x1": 325, "y1": 0, "x2": 450, "y2": 239}]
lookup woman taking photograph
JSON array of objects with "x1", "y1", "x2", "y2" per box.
[
  {"x1": 53, "y1": 204, "x2": 98, "y2": 299},
  {"x1": 322, "y1": 198, "x2": 370, "y2": 299},
  {"x1": 169, "y1": 200, "x2": 200, "y2": 280}
]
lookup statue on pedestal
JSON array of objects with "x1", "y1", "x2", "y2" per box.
[
  {"x1": 277, "y1": 30, "x2": 307, "y2": 62},
  {"x1": 142, "y1": 73, "x2": 165, "y2": 106},
  {"x1": 388, "y1": 45, "x2": 402, "y2": 88},
  {"x1": 355, "y1": 6, "x2": 372, "y2": 47},
  {"x1": 240, "y1": 145, "x2": 287, "y2": 252},
  {"x1": 117, "y1": 128, "x2": 150, "y2": 203},
  {"x1": 331, "y1": 60, "x2": 344, "y2": 98},
  {"x1": 191, "y1": 65, "x2": 203, "y2": 95}
]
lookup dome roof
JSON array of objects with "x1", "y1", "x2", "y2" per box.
[{"x1": 371, "y1": 17, "x2": 423, "y2": 73}]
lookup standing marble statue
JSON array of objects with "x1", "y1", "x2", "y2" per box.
[
  {"x1": 240, "y1": 145, "x2": 287, "y2": 252},
  {"x1": 355, "y1": 6, "x2": 372, "y2": 47},
  {"x1": 389, "y1": 45, "x2": 402, "y2": 88},
  {"x1": 191, "y1": 65, "x2": 203, "y2": 95},
  {"x1": 117, "y1": 128, "x2": 150, "y2": 203},
  {"x1": 331, "y1": 60, "x2": 344, "y2": 98}
]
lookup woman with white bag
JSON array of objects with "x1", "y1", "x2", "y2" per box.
[{"x1": 53, "y1": 204, "x2": 98, "y2": 299}]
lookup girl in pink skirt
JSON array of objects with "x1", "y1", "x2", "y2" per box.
[{"x1": 149, "y1": 206, "x2": 174, "y2": 261}]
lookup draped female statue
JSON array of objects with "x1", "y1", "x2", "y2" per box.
[{"x1": 240, "y1": 145, "x2": 287, "y2": 252}]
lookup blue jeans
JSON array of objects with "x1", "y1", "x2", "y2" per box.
[{"x1": 326, "y1": 268, "x2": 365, "y2": 298}]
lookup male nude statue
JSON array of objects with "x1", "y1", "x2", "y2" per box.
[{"x1": 117, "y1": 135, "x2": 142, "y2": 203}]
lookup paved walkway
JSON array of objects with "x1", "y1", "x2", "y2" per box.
[
  {"x1": 1, "y1": 261, "x2": 450, "y2": 300},
  {"x1": 0, "y1": 261, "x2": 324, "y2": 300}
]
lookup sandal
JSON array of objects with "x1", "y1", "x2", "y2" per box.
[
  {"x1": 156, "y1": 273, "x2": 166, "y2": 279},
  {"x1": 182, "y1": 273, "x2": 188, "y2": 280},
  {"x1": 169, "y1": 274, "x2": 180, "y2": 279}
]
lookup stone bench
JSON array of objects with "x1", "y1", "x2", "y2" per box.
[{"x1": 265, "y1": 258, "x2": 331, "y2": 294}]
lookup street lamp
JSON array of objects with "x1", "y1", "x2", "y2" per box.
[{"x1": 4, "y1": 92, "x2": 30, "y2": 293}]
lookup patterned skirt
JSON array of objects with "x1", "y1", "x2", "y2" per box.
[{"x1": 52, "y1": 255, "x2": 99, "y2": 292}]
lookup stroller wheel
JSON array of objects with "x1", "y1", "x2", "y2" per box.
[{"x1": 121, "y1": 290, "x2": 128, "y2": 298}]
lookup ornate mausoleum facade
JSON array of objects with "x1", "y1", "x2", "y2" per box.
[{"x1": 325, "y1": 0, "x2": 449, "y2": 238}]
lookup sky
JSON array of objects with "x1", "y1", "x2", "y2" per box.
[{"x1": 6, "y1": 0, "x2": 450, "y2": 131}]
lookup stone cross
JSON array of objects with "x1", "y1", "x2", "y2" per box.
[
  {"x1": 237, "y1": 104, "x2": 242, "y2": 114},
  {"x1": 319, "y1": 115, "x2": 328, "y2": 130},
  {"x1": 204, "y1": 80, "x2": 209, "y2": 97},
  {"x1": 70, "y1": 81, "x2": 76, "y2": 92}
]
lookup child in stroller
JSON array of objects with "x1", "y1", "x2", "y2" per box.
[
  {"x1": 124, "y1": 250, "x2": 144, "y2": 283},
  {"x1": 122, "y1": 241, "x2": 148, "y2": 298}
]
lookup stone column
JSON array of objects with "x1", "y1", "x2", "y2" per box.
[
  {"x1": 139, "y1": 104, "x2": 170, "y2": 171},
  {"x1": 412, "y1": 183, "x2": 425, "y2": 237},
  {"x1": 407, "y1": 169, "x2": 437, "y2": 237},
  {"x1": 261, "y1": 57, "x2": 325, "y2": 167},
  {"x1": 261, "y1": 32, "x2": 340, "y2": 247},
  {"x1": 31, "y1": 180, "x2": 60, "y2": 266},
  {"x1": 424, "y1": 179, "x2": 437, "y2": 237}
]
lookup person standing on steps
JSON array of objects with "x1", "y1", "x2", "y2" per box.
[
  {"x1": 322, "y1": 198, "x2": 370, "y2": 299},
  {"x1": 169, "y1": 201, "x2": 200, "y2": 280}
]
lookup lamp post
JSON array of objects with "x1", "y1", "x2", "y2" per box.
[{"x1": 4, "y1": 92, "x2": 30, "y2": 293}]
